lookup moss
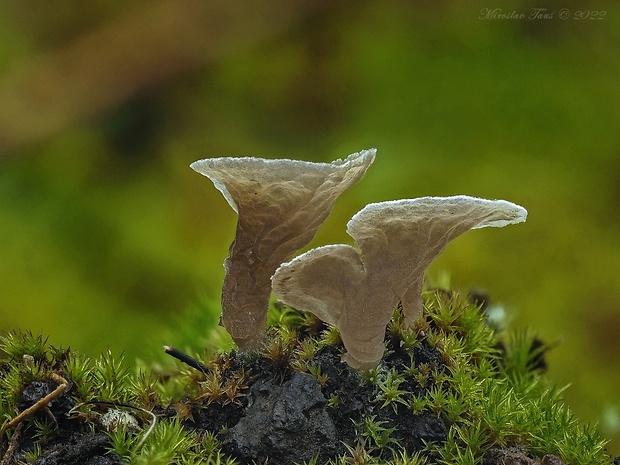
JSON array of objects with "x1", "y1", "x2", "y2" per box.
[{"x1": 0, "y1": 289, "x2": 615, "y2": 464}]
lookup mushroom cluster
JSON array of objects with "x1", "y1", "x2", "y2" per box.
[
  {"x1": 191, "y1": 149, "x2": 527, "y2": 368},
  {"x1": 272, "y1": 196, "x2": 527, "y2": 369}
]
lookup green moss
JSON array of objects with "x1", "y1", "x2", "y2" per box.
[{"x1": 0, "y1": 289, "x2": 614, "y2": 464}]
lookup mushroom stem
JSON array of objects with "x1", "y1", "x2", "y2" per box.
[{"x1": 401, "y1": 276, "x2": 425, "y2": 327}]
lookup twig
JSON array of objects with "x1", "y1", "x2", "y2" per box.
[
  {"x1": 163, "y1": 346, "x2": 209, "y2": 374},
  {"x1": 0, "y1": 373, "x2": 68, "y2": 437},
  {"x1": 0, "y1": 422, "x2": 23, "y2": 465}
]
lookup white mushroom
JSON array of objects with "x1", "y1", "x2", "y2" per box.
[
  {"x1": 272, "y1": 196, "x2": 527, "y2": 369},
  {"x1": 190, "y1": 149, "x2": 376, "y2": 349}
]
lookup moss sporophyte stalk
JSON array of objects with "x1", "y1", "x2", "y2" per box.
[{"x1": 0, "y1": 150, "x2": 616, "y2": 464}]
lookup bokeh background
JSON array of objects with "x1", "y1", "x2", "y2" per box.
[{"x1": 1, "y1": 0, "x2": 619, "y2": 454}]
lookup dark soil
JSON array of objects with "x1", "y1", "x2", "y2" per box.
[
  {"x1": 180, "y1": 342, "x2": 450, "y2": 465},
  {"x1": 2, "y1": 378, "x2": 123, "y2": 465},
  {"x1": 1, "y1": 340, "x2": 450, "y2": 464}
]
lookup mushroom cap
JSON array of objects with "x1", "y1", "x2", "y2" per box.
[
  {"x1": 272, "y1": 244, "x2": 365, "y2": 327},
  {"x1": 273, "y1": 195, "x2": 527, "y2": 368},
  {"x1": 190, "y1": 150, "x2": 376, "y2": 214},
  {"x1": 190, "y1": 149, "x2": 376, "y2": 349},
  {"x1": 347, "y1": 196, "x2": 527, "y2": 246}
]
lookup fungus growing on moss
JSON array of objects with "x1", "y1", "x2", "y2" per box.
[
  {"x1": 190, "y1": 149, "x2": 376, "y2": 349},
  {"x1": 272, "y1": 196, "x2": 527, "y2": 369}
]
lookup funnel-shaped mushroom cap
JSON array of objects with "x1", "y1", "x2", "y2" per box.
[
  {"x1": 272, "y1": 196, "x2": 526, "y2": 369},
  {"x1": 190, "y1": 149, "x2": 376, "y2": 349}
]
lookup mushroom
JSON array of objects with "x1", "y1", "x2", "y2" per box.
[
  {"x1": 190, "y1": 149, "x2": 376, "y2": 349},
  {"x1": 272, "y1": 196, "x2": 527, "y2": 369}
]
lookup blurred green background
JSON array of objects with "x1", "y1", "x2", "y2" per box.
[{"x1": 1, "y1": 0, "x2": 619, "y2": 454}]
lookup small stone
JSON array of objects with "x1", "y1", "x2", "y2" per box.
[
  {"x1": 100, "y1": 409, "x2": 140, "y2": 432},
  {"x1": 225, "y1": 372, "x2": 336, "y2": 464}
]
